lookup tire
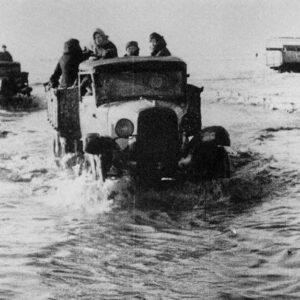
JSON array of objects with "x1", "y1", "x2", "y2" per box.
[
  {"x1": 65, "y1": 137, "x2": 75, "y2": 153},
  {"x1": 136, "y1": 161, "x2": 162, "y2": 188},
  {"x1": 201, "y1": 126, "x2": 230, "y2": 146},
  {"x1": 186, "y1": 140, "x2": 230, "y2": 180},
  {"x1": 215, "y1": 147, "x2": 230, "y2": 178}
]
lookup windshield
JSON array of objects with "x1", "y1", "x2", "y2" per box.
[{"x1": 95, "y1": 71, "x2": 183, "y2": 103}]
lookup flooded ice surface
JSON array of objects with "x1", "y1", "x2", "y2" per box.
[{"x1": 0, "y1": 75, "x2": 300, "y2": 299}]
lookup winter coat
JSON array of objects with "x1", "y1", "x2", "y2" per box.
[
  {"x1": 124, "y1": 41, "x2": 139, "y2": 57},
  {"x1": 50, "y1": 39, "x2": 83, "y2": 88},
  {"x1": 88, "y1": 28, "x2": 118, "y2": 59},
  {"x1": 90, "y1": 41, "x2": 118, "y2": 59},
  {"x1": 151, "y1": 38, "x2": 171, "y2": 57}
]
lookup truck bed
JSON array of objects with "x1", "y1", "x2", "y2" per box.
[{"x1": 47, "y1": 87, "x2": 81, "y2": 139}]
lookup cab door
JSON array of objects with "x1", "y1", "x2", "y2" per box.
[{"x1": 79, "y1": 74, "x2": 101, "y2": 137}]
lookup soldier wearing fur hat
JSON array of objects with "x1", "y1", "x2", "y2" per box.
[
  {"x1": 124, "y1": 41, "x2": 139, "y2": 56},
  {"x1": 149, "y1": 32, "x2": 171, "y2": 57},
  {"x1": 49, "y1": 39, "x2": 83, "y2": 88},
  {"x1": 89, "y1": 28, "x2": 118, "y2": 59}
]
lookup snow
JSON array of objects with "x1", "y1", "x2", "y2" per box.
[{"x1": 28, "y1": 52, "x2": 300, "y2": 114}]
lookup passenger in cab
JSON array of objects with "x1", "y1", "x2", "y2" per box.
[
  {"x1": 124, "y1": 41, "x2": 139, "y2": 56},
  {"x1": 88, "y1": 28, "x2": 118, "y2": 59},
  {"x1": 149, "y1": 32, "x2": 171, "y2": 57},
  {"x1": 0, "y1": 45, "x2": 13, "y2": 61},
  {"x1": 49, "y1": 39, "x2": 83, "y2": 88}
]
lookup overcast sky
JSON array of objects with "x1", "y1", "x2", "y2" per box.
[{"x1": 1, "y1": 0, "x2": 300, "y2": 79}]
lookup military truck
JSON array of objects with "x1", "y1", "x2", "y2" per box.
[
  {"x1": 47, "y1": 56, "x2": 230, "y2": 185},
  {"x1": 0, "y1": 60, "x2": 32, "y2": 106},
  {"x1": 266, "y1": 37, "x2": 300, "y2": 72}
]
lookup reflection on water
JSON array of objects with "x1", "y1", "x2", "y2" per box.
[{"x1": 0, "y1": 91, "x2": 300, "y2": 299}]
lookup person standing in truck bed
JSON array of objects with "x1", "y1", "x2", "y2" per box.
[
  {"x1": 149, "y1": 32, "x2": 171, "y2": 57},
  {"x1": 124, "y1": 41, "x2": 139, "y2": 57},
  {"x1": 49, "y1": 39, "x2": 83, "y2": 88}
]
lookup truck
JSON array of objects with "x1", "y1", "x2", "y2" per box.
[
  {"x1": 266, "y1": 37, "x2": 300, "y2": 72},
  {"x1": 47, "y1": 56, "x2": 231, "y2": 185},
  {"x1": 0, "y1": 60, "x2": 32, "y2": 107}
]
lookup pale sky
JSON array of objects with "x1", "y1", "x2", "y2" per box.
[{"x1": 1, "y1": 0, "x2": 300, "y2": 80}]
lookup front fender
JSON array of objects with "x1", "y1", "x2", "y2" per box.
[
  {"x1": 84, "y1": 133, "x2": 118, "y2": 155},
  {"x1": 200, "y1": 126, "x2": 230, "y2": 146}
]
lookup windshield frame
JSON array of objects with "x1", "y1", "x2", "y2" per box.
[{"x1": 94, "y1": 68, "x2": 186, "y2": 105}]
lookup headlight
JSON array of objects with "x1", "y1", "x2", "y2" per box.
[{"x1": 115, "y1": 119, "x2": 134, "y2": 138}]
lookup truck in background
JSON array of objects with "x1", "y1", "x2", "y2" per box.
[
  {"x1": 266, "y1": 37, "x2": 300, "y2": 72},
  {"x1": 0, "y1": 60, "x2": 32, "y2": 107}
]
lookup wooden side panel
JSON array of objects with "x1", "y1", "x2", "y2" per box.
[
  {"x1": 283, "y1": 50, "x2": 300, "y2": 64},
  {"x1": 47, "y1": 90, "x2": 58, "y2": 129},
  {"x1": 47, "y1": 88, "x2": 81, "y2": 139}
]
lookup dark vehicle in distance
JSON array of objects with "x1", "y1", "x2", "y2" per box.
[
  {"x1": 0, "y1": 59, "x2": 32, "y2": 107},
  {"x1": 47, "y1": 56, "x2": 231, "y2": 185}
]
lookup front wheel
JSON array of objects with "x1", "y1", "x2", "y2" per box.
[
  {"x1": 215, "y1": 147, "x2": 230, "y2": 178},
  {"x1": 187, "y1": 141, "x2": 230, "y2": 180},
  {"x1": 136, "y1": 162, "x2": 162, "y2": 188}
]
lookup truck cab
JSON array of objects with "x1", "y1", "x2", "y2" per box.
[{"x1": 47, "y1": 56, "x2": 230, "y2": 185}]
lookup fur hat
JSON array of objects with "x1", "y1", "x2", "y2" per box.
[
  {"x1": 149, "y1": 32, "x2": 163, "y2": 42},
  {"x1": 93, "y1": 28, "x2": 107, "y2": 40},
  {"x1": 126, "y1": 41, "x2": 139, "y2": 50},
  {"x1": 63, "y1": 39, "x2": 81, "y2": 54}
]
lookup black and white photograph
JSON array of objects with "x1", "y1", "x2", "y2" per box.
[{"x1": 0, "y1": 0, "x2": 300, "y2": 299}]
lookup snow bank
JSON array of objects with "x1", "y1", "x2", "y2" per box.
[{"x1": 198, "y1": 56, "x2": 300, "y2": 113}]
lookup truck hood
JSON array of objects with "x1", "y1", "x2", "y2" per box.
[{"x1": 98, "y1": 98, "x2": 186, "y2": 137}]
